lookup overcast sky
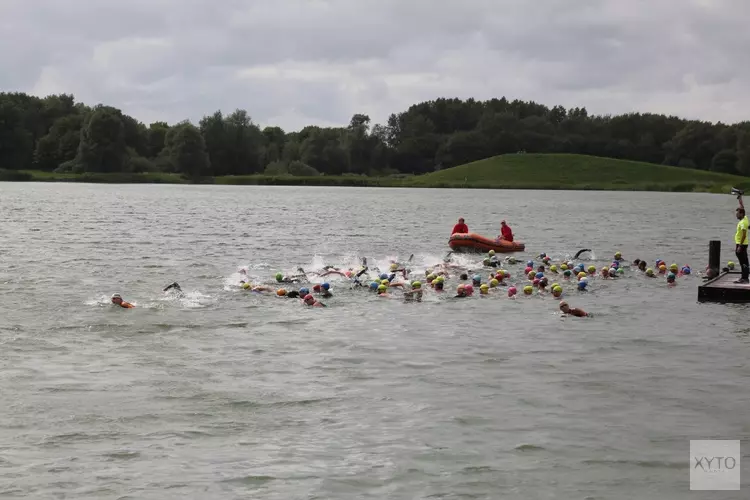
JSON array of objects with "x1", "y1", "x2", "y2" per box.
[{"x1": 1, "y1": 0, "x2": 747, "y2": 130}]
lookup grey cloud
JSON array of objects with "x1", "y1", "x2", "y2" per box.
[{"x1": 3, "y1": 0, "x2": 748, "y2": 129}]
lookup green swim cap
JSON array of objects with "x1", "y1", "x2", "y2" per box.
[
  {"x1": 563, "y1": 270, "x2": 572, "y2": 277},
  {"x1": 550, "y1": 265, "x2": 557, "y2": 272},
  {"x1": 378, "y1": 284, "x2": 387, "y2": 292},
  {"x1": 275, "y1": 272, "x2": 283, "y2": 281},
  {"x1": 728, "y1": 261, "x2": 735, "y2": 269},
  {"x1": 483, "y1": 258, "x2": 491, "y2": 266},
  {"x1": 553, "y1": 284, "x2": 562, "y2": 292},
  {"x1": 561, "y1": 264, "x2": 568, "y2": 271},
  {"x1": 523, "y1": 285, "x2": 533, "y2": 294},
  {"x1": 617, "y1": 268, "x2": 624, "y2": 275},
  {"x1": 412, "y1": 281, "x2": 422, "y2": 289},
  {"x1": 588, "y1": 265, "x2": 596, "y2": 273},
  {"x1": 646, "y1": 268, "x2": 654, "y2": 275},
  {"x1": 489, "y1": 250, "x2": 495, "y2": 256},
  {"x1": 435, "y1": 275, "x2": 445, "y2": 283}
]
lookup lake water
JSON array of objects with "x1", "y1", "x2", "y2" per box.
[{"x1": 0, "y1": 183, "x2": 748, "y2": 499}]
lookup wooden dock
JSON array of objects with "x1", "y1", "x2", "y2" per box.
[{"x1": 698, "y1": 271, "x2": 750, "y2": 303}]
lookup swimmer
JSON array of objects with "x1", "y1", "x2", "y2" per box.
[
  {"x1": 578, "y1": 278, "x2": 588, "y2": 291},
  {"x1": 505, "y1": 256, "x2": 520, "y2": 265},
  {"x1": 321, "y1": 282, "x2": 333, "y2": 298},
  {"x1": 638, "y1": 260, "x2": 647, "y2": 272},
  {"x1": 472, "y1": 274, "x2": 482, "y2": 286},
  {"x1": 317, "y1": 267, "x2": 350, "y2": 278},
  {"x1": 550, "y1": 265, "x2": 558, "y2": 274},
  {"x1": 669, "y1": 263, "x2": 679, "y2": 274},
  {"x1": 434, "y1": 279, "x2": 445, "y2": 292},
  {"x1": 377, "y1": 284, "x2": 390, "y2": 297},
  {"x1": 275, "y1": 271, "x2": 306, "y2": 283},
  {"x1": 559, "y1": 301, "x2": 588, "y2": 317},
  {"x1": 552, "y1": 285, "x2": 563, "y2": 298},
  {"x1": 508, "y1": 286, "x2": 518, "y2": 298},
  {"x1": 111, "y1": 294, "x2": 134, "y2": 308},
  {"x1": 239, "y1": 268, "x2": 249, "y2": 284},
  {"x1": 658, "y1": 264, "x2": 667, "y2": 274},
  {"x1": 601, "y1": 267, "x2": 609, "y2": 278},
  {"x1": 614, "y1": 251, "x2": 623, "y2": 262},
  {"x1": 163, "y1": 282, "x2": 184, "y2": 298},
  {"x1": 455, "y1": 284, "x2": 468, "y2": 298},
  {"x1": 286, "y1": 289, "x2": 301, "y2": 298},
  {"x1": 479, "y1": 284, "x2": 489, "y2": 295},
  {"x1": 667, "y1": 272, "x2": 676, "y2": 286},
  {"x1": 303, "y1": 294, "x2": 326, "y2": 307},
  {"x1": 243, "y1": 282, "x2": 273, "y2": 293},
  {"x1": 587, "y1": 265, "x2": 596, "y2": 276},
  {"x1": 460, "y1": 273, "x2": 469, "y2": 281},
  {"x1": 645, "y1": 268, "x2": 655, "y2": 278},
  {"x1": 403, "y1": 281, "x2": 423, "y2": 302},
  {"x1": 489, "y1": 278, "x2": 499, "y2": 288},
  {"x1": 523, "y1": 285, "x2": 533, "y2": 295}
]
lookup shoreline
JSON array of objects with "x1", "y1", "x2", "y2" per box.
[{"x1": 0, "y1": 169, "x2": 738, "y2": 193}]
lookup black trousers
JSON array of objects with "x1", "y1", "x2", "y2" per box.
[{"x1": 736, "y1": 244, "x2": 749, "y2": 280}]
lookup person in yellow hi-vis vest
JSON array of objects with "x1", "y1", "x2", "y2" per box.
[{"x1": 734, "y1": 192, "x2": 749, "y2": 284}]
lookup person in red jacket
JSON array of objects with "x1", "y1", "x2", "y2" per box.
[
  {"x1": 499, "y1": 220, "x2": 513, "y2": 242},
  {"x1": 452, "y1": 218, "x2": 469, "y2": 234}
]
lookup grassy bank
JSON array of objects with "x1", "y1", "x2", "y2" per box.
[
  {"x1": 412, "y1": 154, "x2": 750, "y2": 192},
  {"x1": 4, "y1": 154, "x2": 750, "y2": 192}
]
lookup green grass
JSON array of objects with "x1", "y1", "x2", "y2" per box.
[
  {"x1": 6, "y1": 154, "x2": 750, "y2": 192},
  {"x1": 411, "y1": 153, "x2": 750, "y2": 192}
]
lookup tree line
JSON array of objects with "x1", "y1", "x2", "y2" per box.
[{"x1": 1, "y1": 91, "x2": 749, "y2": 178}]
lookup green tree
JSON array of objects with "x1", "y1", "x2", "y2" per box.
[
  {"x1": 147, "y1": 122, "x2": 169, "y2": 158},
  {"x1": 165, "y1": 122, "x2": 210, "y2": 178},
  {"x1": 264, "y1": 161, "x2": 289, "y2": 176},
  {"x1": 288, "y1": 160, "x2": 320, "y2": 176},
  {"x1": 75, "y1": 106, "x2": 127, "y2": 172},
  {"x1": 710, "y1": 149, "x2": 739, "y2": 174},
  {"x1": 34, "y1": 114, "x2": 83, "y2": 170}
]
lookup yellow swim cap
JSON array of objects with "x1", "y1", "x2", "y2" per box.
[
  {"x1": 490, "y1": 278, "x2": 499, "y2": 287},
  {"x1": 561, "y1": 264, "x2": 568, "y2": 271},
  {"x1": 242, "y1": 282, "x2": 251, "y2": 289},
  {"x1": 380, "y1": 279, "x2": 389, "y2": 286},
  {"x1": 550, "y1": 265, "x2": 557, "y2": 272},
  {"x1": 488, "y1": 250, "x2": 495, "y2": 256},
  {"x1": 523, "y1": 285, "x2": 533, "y2": 294},
  {"x1": 390, "y1": 263, "x2": 398, "y2": 271},
  {"x1": 378, "y1": 284, "x2": 387, "y2": 292}
]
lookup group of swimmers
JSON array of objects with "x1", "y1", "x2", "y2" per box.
[{"x1": 110, "y1": 249, "x2": 701, "y2": 317}]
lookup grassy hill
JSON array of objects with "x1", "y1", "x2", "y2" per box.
[{"x1": 410, "y1": 154, "x2": 750, "y2": 192}]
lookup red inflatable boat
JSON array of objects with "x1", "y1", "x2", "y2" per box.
[{"x1": 449, "y1": 233, "x2": 525, "y2": 253}]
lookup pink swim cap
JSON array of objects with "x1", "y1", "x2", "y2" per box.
[{"x1": 508, "y1": 286, "x2": 517, "y2": 296}]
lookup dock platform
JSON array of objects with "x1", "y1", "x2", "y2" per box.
[{"x1": 698, "y1": 271, "x2": 750, "y2": 303}]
